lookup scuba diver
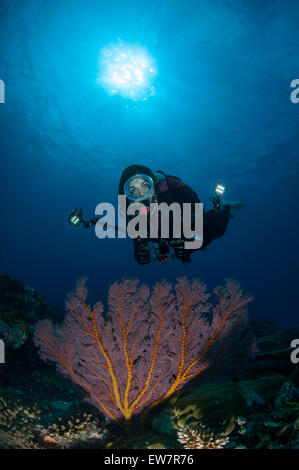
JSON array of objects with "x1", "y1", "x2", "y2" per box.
[
  {"x1": 118, "y1": 164, "x2": 244, "y2": 265},
  {"x1": 68, "y1": 164, "x2": 244, "y2": 265}
]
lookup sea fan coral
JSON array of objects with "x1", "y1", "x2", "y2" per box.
[{"x1": 34, "y1": 276, "x2": 253, "y2": 425}]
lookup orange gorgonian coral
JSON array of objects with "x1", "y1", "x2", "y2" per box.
[{"x1": 34, "y1": 277, "x2": 253, "y2": 425}]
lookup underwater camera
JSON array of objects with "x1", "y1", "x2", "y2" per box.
[
  {"x1": 68, "y1": 208, "x2": 83, "y2": 227},
  {"x1": 210, "y1": 183, "x2": 227, "y2": 212}
]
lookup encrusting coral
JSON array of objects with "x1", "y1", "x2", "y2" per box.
[
  {"x1": 0, "y1": 392, "x2": 42, "y2": 449},
  {"x1": 177, "y1": 424, "x2": 229, "y2": 449},
  {"x1": 36, "y1": 412, "x2": 107, "y2": 448},
  {"x1": 34, "y1": 276, "x2": 254, "y2": 428}
]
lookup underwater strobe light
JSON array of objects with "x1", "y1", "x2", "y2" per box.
[
  {"x1": 210, "y1": 183, "x2": 227, "y2": 212},
  {"x1": 214, "y1": 183, "x2": 227, "y2": 197},
  {"x1": 68, "y1": 208, "x2": 83, "y2": 227}
]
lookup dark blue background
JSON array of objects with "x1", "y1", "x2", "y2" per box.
[{"x1": 0, "y1": 0, "x2": 298, "y2": 326}]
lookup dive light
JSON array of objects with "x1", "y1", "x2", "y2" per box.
[
  {"x1": 68, "y1": 208, "x2": 83, "y2": 227},
  {"x1": 214, "y1": 183, "x2": 227, "y2": 196},
  {"x1": 211, "y1": 183, "x2": 227, "y2": 212}
]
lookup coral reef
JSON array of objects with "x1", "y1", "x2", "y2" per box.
[
  {"x1": 35, "y1": 411, "x2": 108, "y2": 448},
  {"x1": 151, "y1": 381, "x2": 247, "y2": 437},
  {"x1": 0, "y1": 319, "x2": 24, "y2": 349},
  {"x1": 177, "y1": 424, "x2": 229, "y2": 449},
  {"x1": 146, "y1": 374, "x2": 299, "y2": 450},
  {"x1": 0, "y1": 386, "x2": 118, "y2": 449},
  {"x1": 0, "y1": 274, "x2": 55, "y2": 349},
  {"x1": 0, "y1": 274, "x2": 298, "y2": 449},
  {"x1": 34, "y1": 276, "x2": 254, "y2": 427},
  {"x1": 0, "y1": 388, "x2": 42, "y2": 449}
]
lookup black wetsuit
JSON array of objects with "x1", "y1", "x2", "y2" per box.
[{"x1": 131, "y1": 178, "x2": 231, "y2": 265}]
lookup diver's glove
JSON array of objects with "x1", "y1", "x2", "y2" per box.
[{"x1": 134, "y1": 239, "x2": 151, "y2": 265}]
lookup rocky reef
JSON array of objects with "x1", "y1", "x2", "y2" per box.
[
  {"x1": 0, "y1": 274, "x2": 59, "y2": 350},
  {"x1": 0, "y1": 274, "x2": 298, "y2": 449}
]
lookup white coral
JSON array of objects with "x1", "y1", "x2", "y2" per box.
[{"x1": 177, "y1": 424, "x2": 229, "y2": 449}]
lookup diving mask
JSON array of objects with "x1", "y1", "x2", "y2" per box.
[{"x1": 124, "y1": 174, "x2": 155, "y2": 202}]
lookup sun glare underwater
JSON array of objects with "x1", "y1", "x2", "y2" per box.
[{"x1": 98, "y1": 43, "x2": 157, "y2": 100}]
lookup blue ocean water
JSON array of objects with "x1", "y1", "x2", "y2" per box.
[{"x1": 0, "y1": 0, "x2": 298, "y2": 327}]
